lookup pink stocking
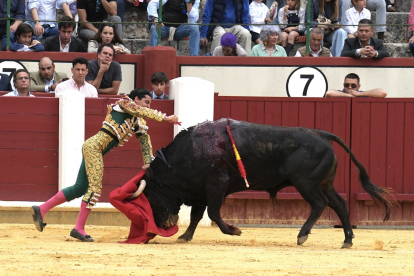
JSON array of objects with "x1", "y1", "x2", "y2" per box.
[
  {"x1": 39, "y1": 190, "x2": 67, "y2": 219},
  {"x1": 74, "y1": 201, "x2": 92, "y2": 236}
]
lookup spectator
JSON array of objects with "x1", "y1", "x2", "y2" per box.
[
  {"x1": 409, "y1": 0, "x2": 414, "y2": 57},
  {"x1": 200, "y1": 0, "x2": 252, "y2": 55},
  {"x1": 279, "y1": 0, "x2": 305, "y2": 56},
  {"x1": 150, "y1": 71, "x2": 169, "y2": 99},
  {"x1": 308, "y1": 0, "x2": 348, "y2": 57},
  {"x1": 58, "y1": 0, "x2": 78, "y2": 19},
  {"x1": 0, "y1": 73, "x2": 12, "y2": 92},
  {"x1": 86, "y1": 43, "x2": 122, "y2": 95},
  {"x1": 344, "y1": 0, "x2": 370, "y2": 39},
  {"x1": 341, "y1": 19, "x2": 389, "y2": 58},
  {"x1": 249, "y1": 0, "x2": 272, "y2": 45},
  {"x1": 55, "y1": 57, "x2": 98, "y2": 97},
  {"x1": 30, "y1": 57, "x2": 68, "y2": 93},
  {"x1": 3, "y1": 69, "x2": 34, "y2": 97},
  {"x1": 341, "y1": 0, "x2": 386, "y2": 40},
  {"x1": 147, "y1": 0, "x2": 200, "y2": 56},
  {"x1": 77, "y1": 0, "x2": 123, "y2": 43},
  {"x1": 3, "y1": 24, "x2": 44, "y2": 52},
  {"x1": 295, "y1": 27, "x2": 332, "y2": 56},
  {"x1": 25, "y1": 0, "x2": 59, "y2": 40},
  {"x1": 0, "y1": 0, "x2": 25, "y2": 43},
  {"x1": 88, "y1": 23, "x2": 130, "y2": 54},
  {"x1": 212, "y1": 32, "x2": 247, "y2": 56},
  {"x1": 326, "y1": 72, "x2": 387, "y2": 97},
  {"x1": 42, "y1": 16, "x2": 85, "y2": 52},
  {"x1": 250, "y1": 25, "x2": 287, "y2": 56}
]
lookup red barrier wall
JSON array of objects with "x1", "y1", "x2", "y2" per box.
[
  {"x1": 350, "y1": 98, "x2": 414, "y2": 225},
  {"x1": 0, "y1": 96, "x2": 174, "y2": 203}
]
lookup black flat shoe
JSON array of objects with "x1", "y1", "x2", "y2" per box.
[
  {"x1": 70, "y1": 228, "x2": 94, "y2": 242},
  {"x1": 30, "y1": 206, "x2": 44, "y2": 232}
]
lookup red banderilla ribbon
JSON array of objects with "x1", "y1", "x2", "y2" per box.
[
  {"x1": 174, "y1": 122, "x2": 188, "y2": 131},
  {"x1": 226, "y1": 125, "x2": 249, "y2": 188}
]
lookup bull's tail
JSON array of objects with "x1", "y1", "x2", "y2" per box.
[{"x1": 322, "y1": 131, "x2": 392, "y2": 222}]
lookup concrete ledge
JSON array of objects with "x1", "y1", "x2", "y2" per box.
[{"x1": 0, "y1": 206, "x2": 131, "y2": 226}]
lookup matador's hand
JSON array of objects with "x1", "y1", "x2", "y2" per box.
[{"x1": 164, "y1": 115, "x2": 179, "y2": 124}]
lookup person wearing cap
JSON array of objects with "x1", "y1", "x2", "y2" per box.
[{"x1": 212, "y1": 33, "x2": 247, "y2": 56}]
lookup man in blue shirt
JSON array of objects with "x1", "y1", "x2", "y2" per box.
[
  {"x1": 325, "y1": 73, "x2": 387, "y2": 98},
  {"x1": 200, "y1": 0, "x2": 251, "y2": 55},
  {"x1": 0, "y1": 0, "x2": 25, "y2": 48}
]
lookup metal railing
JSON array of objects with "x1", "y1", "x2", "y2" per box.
[{"x1": 1, "y1": 0, "x2": 412, "y2": 54}]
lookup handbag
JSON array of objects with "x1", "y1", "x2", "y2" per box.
[{"x1": 316, "y1": 15, "x2": 334, "y2": 35}]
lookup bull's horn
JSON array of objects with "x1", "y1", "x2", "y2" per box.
[{"x1": 128, "y1": 180, "x2": 146, "y2": 199}]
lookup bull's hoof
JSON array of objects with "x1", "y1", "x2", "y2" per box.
[
  {"x1": 341, "y1": 242, "x2": 353, "y2": 249},
  {"x1": 177, "y1": 234, "x2": 192, "y2": 243},
  {"x1": 297, "y1": 235, "x2": 308, "y2": 245},
  {"x1": 229, "y1": 225, "x2": 242, "y2": 236}
]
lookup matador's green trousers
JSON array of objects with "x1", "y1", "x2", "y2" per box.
[{"x1": 61, "y1": 131, "x2": 118, "y2": 208}]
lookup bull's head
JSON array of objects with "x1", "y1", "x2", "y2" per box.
[{"x1": 143, "y1": 167, "x2": 182, "y2": 229}]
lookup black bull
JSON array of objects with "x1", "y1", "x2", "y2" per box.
[{"x1": 143, "y1": 119, "x2": 392, "y2": 248}]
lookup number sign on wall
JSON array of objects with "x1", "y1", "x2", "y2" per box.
[{"x1": 286, "y1": 67, "x2": 328, "y2": 97}]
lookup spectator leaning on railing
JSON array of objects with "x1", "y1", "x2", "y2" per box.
[
  {"x1": 42, "y1": 16, "x2": 85, "y2": 52},
  {"x1": 341, "y1": 18, "x2": 389, "y2": 59},
  {"x1": 0, "y1": 0, "x2": 25, "y2": 42},
  {"x1": 200, "y1": 0, "x2": 252, "y2": 55},
  {"x1": 325, "y1": 73, "x2": 387, "y2": 97},
  {"x1": 147, "y1": 0, "x2": 200, "y2": 57},
  {"x1": 3, "y1": 23, "x2": 44, "y2": 52}
]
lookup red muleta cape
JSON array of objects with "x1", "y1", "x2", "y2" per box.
[{"x1": 109, "y1": 171, "x2": 179, "y2": 244}]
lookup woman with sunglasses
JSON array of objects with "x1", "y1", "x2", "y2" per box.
[
  {"x1": 88, "y1": 23, "x2": 131, "y2": 54},
  {"x1": 325, "y1": 73, "x2": 387, "y2": 97}
]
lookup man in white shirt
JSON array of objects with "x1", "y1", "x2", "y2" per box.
[
  {"x1": 344, "y1": 0, "x2": 371, "y2": 38},
  {"x1": 25, "y1": 0, "x2": 59, "y2": 40},
  {"x1": 3, "y1": 69, "x2": 35, "y2": 97},
  {"x1": 55, "y1": 57, "x2": 98, "y2": 98}
]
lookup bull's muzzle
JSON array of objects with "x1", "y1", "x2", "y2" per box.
[{"x1": 161, "y1": 214, "x2": 179, "y2": 229}]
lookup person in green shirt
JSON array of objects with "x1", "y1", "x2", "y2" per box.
[{"x1": 250, "y1": 26, "x2": 287, "y2": 57}]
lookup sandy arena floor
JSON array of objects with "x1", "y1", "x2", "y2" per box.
[{"x1": 0, "y1": 223, "x2": 413, "y2": 276}]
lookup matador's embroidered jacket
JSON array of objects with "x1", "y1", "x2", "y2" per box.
[{"x1": 101, "y1": 96, "x2": 166, "y2": 164}]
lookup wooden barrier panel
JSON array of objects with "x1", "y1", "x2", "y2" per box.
[
  {"x1": 350, "y1": 98, "x2": 414, "y2": 226},
  {"x1": 0, "y1": 96, "x2": 174, "y2": 203},
  {"x1": 214, "y1": 95, "x2": 351, "y2": 225},
  {"x1": 0, "y1": 97, "x2": 59, "y2": 201}
]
